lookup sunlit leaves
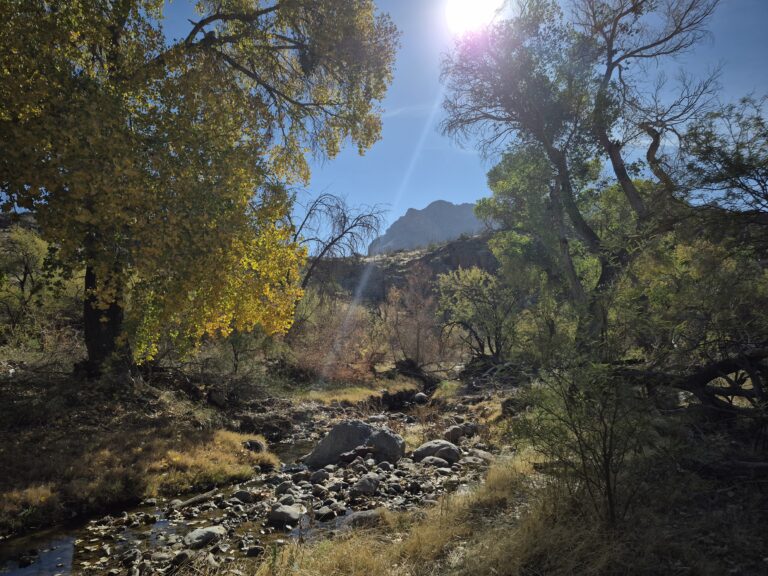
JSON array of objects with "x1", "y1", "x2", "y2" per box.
[{"x1": 0, "y1": 0, "x2": 397, "y2": 363}]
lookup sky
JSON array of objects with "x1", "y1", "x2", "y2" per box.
[{"x1": 164, "y1": 0, "x2": 768, "y2": 229}]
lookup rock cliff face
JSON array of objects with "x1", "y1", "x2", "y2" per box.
[
  {"x1": 312, "y1": 232, "x2": 498, "y2": 303},
  {"x1": 368, "y1": 200, "x2": 484, "y2": 256}
]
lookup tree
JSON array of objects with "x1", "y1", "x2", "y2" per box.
[
  {"x1": 380, "y1": 265, "x2": 444, "y2": 391},
  {"x1": 441, "y1": 0, "x2": 720, "y2": 349},
  {"x1": 292, "y1": 192, "x2": 385, "y2": 290},
  {"x1": 683, "y1": 96, "x2": 768, "y2": 215},
  {"x1": 438, "y1": 267, "x2": 518, "y2": 362},
  {"x1": 0, "y1": 0, "x2": 398, "y2": 374}
]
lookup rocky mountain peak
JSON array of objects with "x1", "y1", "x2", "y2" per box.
[{"x1": 368, "y1": 200, "x2": 484, "y2": 256}]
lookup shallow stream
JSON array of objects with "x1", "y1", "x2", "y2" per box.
[{"x1": 0, "y1": 439, "x2": 316, "y2": 575}]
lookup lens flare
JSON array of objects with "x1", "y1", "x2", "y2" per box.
[{"x1": 445, "y1": 0, "x2": 502, "y2": 35}]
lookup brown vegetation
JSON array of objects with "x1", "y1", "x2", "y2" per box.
[{"x1": 0, "y1": 375, "x2": 276, "y2": 537}]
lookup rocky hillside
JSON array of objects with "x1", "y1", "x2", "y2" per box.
[
  {"x1": 313, "y1": 232, "x2": 498, "y2": 302},
  {"x1": 368, "y1": 200, "x2": 485, "y2": 256}
]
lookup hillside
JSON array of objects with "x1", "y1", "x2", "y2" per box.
[{"x1": 312, "y1": 232, "x2": 498, "y2": 302}]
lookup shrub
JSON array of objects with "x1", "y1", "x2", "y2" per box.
[{"x1": 515, "y1": 365, "x2": 658, "y2": 525}]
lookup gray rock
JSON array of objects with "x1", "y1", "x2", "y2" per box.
[
  {"x1": 459, "y1": 456, "x2": 486, "y2": 467},
  {"x1": 245, "y1": 546, "x2": 264, "y2": 558},
  {"x1": 121, "y1": 548, "x2": 142, "y2": 567},
  {"x1": 268, "y1": 504, "x2": 303, "y2": 527},
  {"x1": 350, "y1": 473, "x2": 380, "y2": 497},
  {"x1": 461, "y1": 422, "x2": 479, "y2": 437},
  {"x1": 150, "y1": 552, "x2": 174, "y2": 563},
  {"x1": 340, "y1": 509, "x2": 383, "y2": 528},
  {"x1": 369, "y1": 429, "x2": 406, "y2": 464},
  {"x1": 444, "y1": 422, "x2": 478, "y2": 443},
  {"x1": 183, "y1": 525, "x2": 227, "y2": 549},
  {"x1": 304, "y1": 420, "x2": 405, "y2": 468},
  {"x1": 414, "y1": 392, "x2": 429, "y2": 405},
  {"x1": 443, "y1": 425, "x2": 465, "y2": 443},
  {"x1": 278, "y1": 494, "x2": 295, "y2": 506},
  {"x1": 469, "y1": 448, "x2": 494, "y2": 462},
  {"x1": 413, "y1": 440, "x2": 461, "y2": 464},
  {"x1": 435, "y1": 445, "x2": 461, "y2": 464},
  {"x1": 421, "y1": 456, "x2": 450, "y2": 467},
  {"x1": 310, "y1": 469, "x2": 330, "y2": 484},
  {"x1": 232, "y1": 490, "x2": 256, "y2": 503},
  {"x1": 275, "y1": 481, "x2": 293, "y2": 496},
  {"x1": 304, "y1": 420, "x2": 375, "y2": 468},
  {"x1": 243, "y1": 438, "x2": 266, "y2": 453},
  {"x1": 315, "y1": 506, "x2": 335, "y2": 521}
]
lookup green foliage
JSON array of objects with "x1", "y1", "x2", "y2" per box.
[
  {"x1": 684, "y1": 96, "x2": 768, "y2": 212},
  {"x1": 516, "y1": 365, "x2": 659, "y2": 526},
  {"x1": 0, "y1": 225, "x2": 80, "y2": 352},
  {"x1": 437, "y1": 267, "x2": 518, "y2": 362}
]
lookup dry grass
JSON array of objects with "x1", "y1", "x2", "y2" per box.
[
  {"x1": 0, "y1": 377, "x2": 278, "y2": 537},
  {"x1": 189, "y1": 457, "x2": 534, "y2": 576},
  {"x1": 178, "y1": 441, "x2": 768, "y2": 576},
  {"x1": 145, "y1": 430, "x2": 278, "y2": 496},
  {"x1": 295, "y1": 377, "x2": 418, "y2": 405}
]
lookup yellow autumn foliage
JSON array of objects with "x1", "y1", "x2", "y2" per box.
[{"x1": 0, "y1": 0, "x2": 397, "y2": 363}]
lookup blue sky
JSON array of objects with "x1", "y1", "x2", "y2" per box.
[{"x1": 165, "y1": 0, "x2": 768, "y2": 228}]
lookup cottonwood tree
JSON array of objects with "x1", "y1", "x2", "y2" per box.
[
  {"x1": 441, "y1": 0, "x2": 719, "y2": 348},
  {"x1": 438, "y1": 267, "x2": 518, "y2": 363},
  {"x1": 0, "y1": 0, "x2": 398, "y2": 374},
  {"x1": 443, "y1": 0, "x2": 768, "y2": 415}
]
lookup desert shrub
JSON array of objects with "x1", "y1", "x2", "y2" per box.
[
  {"x1": 0, "y1": 225, "x2": 83, "y2": 370},
  {"x1": 516, "y1": 365, "x2": 660, "y2": 526},
  {"x1": 379, "y1": 264, "x2": 448, "y2": 371},
  {"x1": 288, "y1": 288, "x2": 385, "y2": 382}
]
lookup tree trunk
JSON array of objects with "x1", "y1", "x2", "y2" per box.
[{"x1": 83, "y1": 265, "x2": 129, "y2": 377}]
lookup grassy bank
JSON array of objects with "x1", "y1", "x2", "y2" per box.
[{"x1": 0, "y1": 376, "x2": 277, "y2": 538}]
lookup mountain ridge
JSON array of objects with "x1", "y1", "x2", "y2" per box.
[{"x1": 368, "y1": 200, "x2": 485, "y2": 255}]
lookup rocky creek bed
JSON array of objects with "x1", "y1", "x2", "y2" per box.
[{"x1": 0, "y1": 399, "x2": 497, "y2": 576}]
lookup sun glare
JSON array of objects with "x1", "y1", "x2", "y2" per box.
[{"x1": 445, "y1": 0, "x2": 501, "y2": 35}]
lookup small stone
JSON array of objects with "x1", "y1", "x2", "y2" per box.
[
  {"x1": 183, "y1": 526, "x2": 227, "y2": 549},
  {"x1": 421, "y1": 456, "x2": 450, "y2": 467},
  {"x1": 245, "y1": 546, "x2": 265, "y2": 558}
]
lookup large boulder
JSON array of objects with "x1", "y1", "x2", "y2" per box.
[
  {"x1": 413, "y1": 440, "x2": 461, "y2": 464},
  {"x1": 303, "y1": 420, "x2": 405, "y2": 469},
  {"x1": 368, "y1": 429, "x2": 406, "y2": 464}
]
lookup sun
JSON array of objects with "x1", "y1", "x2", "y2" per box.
[{"x1": 445, "y1": 0, "x2": 502, "y2": 35}]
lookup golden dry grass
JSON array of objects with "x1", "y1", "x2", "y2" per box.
[
  {"x1": 186, "y1": 457, "x2": 534, "y2": 576},
  {"x1": 145, "y1": 430, "x2": 278, "y2": 496},
  {"x1": 0, "y1": 379, "x2": 279, "y2": 536},
  {"x1": 295, "y1": 377, "x2": 418, "y2": 405}
]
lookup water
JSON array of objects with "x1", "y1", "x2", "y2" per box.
[{"x1": 0, "y1": 439, "x2": 317, "y2": 575}]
